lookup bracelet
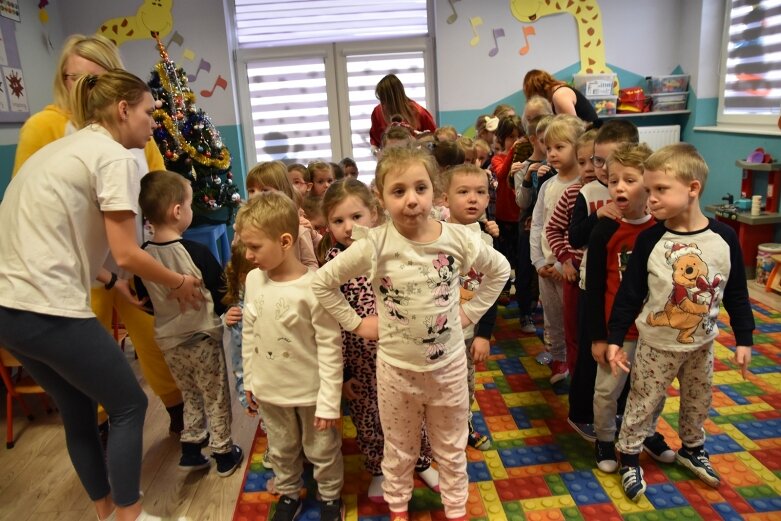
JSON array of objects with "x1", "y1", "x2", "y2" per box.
[
  {"x1": 172, "y1": 274, "x2": 186, "y2": 290},
  {"x1": 104, "y1": 272, "x2": 118, "y2": 290}
]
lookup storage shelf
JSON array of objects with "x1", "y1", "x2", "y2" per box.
[
  {"x1": 736, "y1": 160, "x2": 781, "y2": 171},
  {"x1": 601, "y1": 110, "x2": 690, "y2": 119}
]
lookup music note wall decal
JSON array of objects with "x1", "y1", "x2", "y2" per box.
[
  {"x1": 200, "y1": 75, "x2": 228, "y2": 98},
  {"x1": 188, "y1": 58, "x2": 212, "y2": 83},
  {"x1": 488, "y1": 28, "x2": 505, "y2": 57},
  {"x1": 166, "y1": 31, "x2": 197, "y2": 63},
  {"x1": 519, "y1": 26, "x2": 536, "y2": 56},
  {"x1": 446, "y1": 0, "x2": 460, "y2": 24},
  {"x1": 469, "y1": 17, "x2": 483, "y2": 47}
]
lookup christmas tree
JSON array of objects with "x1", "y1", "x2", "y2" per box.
[{"x1": 148, "y1": 34, "x2": 240, "y2": 224}]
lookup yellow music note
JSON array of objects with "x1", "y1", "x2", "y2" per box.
[
  {"x1": 470, "y1": 17, "x2": 483, "y2": 47},
  {"x1": 519, "y1": 26, "x2": 536, "y2": 56}
]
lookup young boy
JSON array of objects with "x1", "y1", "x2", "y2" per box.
[
  {"x1": 585, "y1": 143, "x2": 672, "y2": 474},
  {"x1": 443, "y1": 164, "x2": 500, "y2": 452},
  {"x1": 607, "y1": 143, "x2": 755, "y2": 501},
  {"x1": 238, "y1": 191, "x2": 344, "y2": 521},
  {"x1": 566, "y1": 119, "x2": 638, "y2": 442},
  {"x1": 135, "y1": 171, "x2": 243, "y2": 477}
]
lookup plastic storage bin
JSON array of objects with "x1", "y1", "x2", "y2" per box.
[
  {"x1": 650, "y1": 91, "x2": 688, "y2": 112},
  {"x1": 588, "y1": 96, "x2": 617, "y2": 116},
  {"x1": 647, "y1": 74, "x2": 690, "y2": 94},
  {"x1": 756, "y1": 243, "x2": 781, "y2": 286},
  {"x1": 573, "y1": 73, "x2": 616, "y2": 97}
]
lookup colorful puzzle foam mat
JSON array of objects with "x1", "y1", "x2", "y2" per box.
[{"x1": 233, "y1": 300, "x2": 781, "y2": 520}]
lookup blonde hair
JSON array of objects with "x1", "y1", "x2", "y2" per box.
[
  {"x1": 247, "y1": 161, "x2": 297, "y2": 202},
  {"x1": 607, "y1": 142, "x2": 654, "y2": 173},
  {"x1": 532, "y1": 114, "x2": 554, "y2": 138},
  {"x1": 302, "y1": 194, "x2": 323, "y2": 222},
  {"x1": 307, "y1": 160, "x2": 332, "y2": 183},
  {"x1": 543, "y1": 114, "x2": 585, "y2": 146},
  {"x1": 522, "y1": 95, "x2": 554, "y2": 131},
  {"x1": 492, "y1": 103, "x2": 516, "y2": 119},
  {"x1": 644, "y1": 143, "x2": 709, "y2": 192},
  {"x1": 70, "y1": 69, "x2": 150, "y2": 130},
  {"x1": 575, "y1": 129, "x2": 598, "y2": 154},
  {"x1": 374, "y1": 146, "x2": 437, "y2": 195},
  {"x1": 287, "y1": 162, "x2": 308, "y2": 179},
  {"x1": 222, "y1": 241, "x2": 254, "y2": 306},
  {"x1": 474, "y1": 138, "x2": 491, "y2": 155},
  {"x1": 235, "y1": 191, "x2": 300, "y2": 242},
  {"x1": 434, "y1": 126, "x2": 458, "y2": 142},
  {"x1": 139, "y1": 170, "x2": 189, "y2": 225},
  {"x1": 456, "y1": 136, "x2": 475, "y2": 156},
  {"x1": 54, "y1": 34, "x2": 123, "y2": 111},
  {"x1": 441, "y1": 163, "x2": 488, "y2": 192}
]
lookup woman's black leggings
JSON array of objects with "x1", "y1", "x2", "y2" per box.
[{"x1": 0, "y1": 306, "x2": 147, "y2": 506}]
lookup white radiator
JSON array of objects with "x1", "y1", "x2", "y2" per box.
[{"x1": 638, "y1": 125, "x2": 680, "y2": 150}]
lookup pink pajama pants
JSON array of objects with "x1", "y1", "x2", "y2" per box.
[{"x1": 377, "y1": 354, "x2": 469, "y2": 518}]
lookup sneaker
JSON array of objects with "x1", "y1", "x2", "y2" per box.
[
  {"x1": 467, "y1": 419, "x2": 492, "y2": 450},
  {"x1": 272, "y1": 495, "x2": 302, "y2": 521},
  {"x1": 368, "y1": 474, "x2": 385, "y2": 503},
  {"x1": 643, "y1": 432, "x2": 675, "y2": 463},
  {"x1": 549, "y1": 360, "x2": 569, "y2": 384},
  {"x1": 178, "y1": 442, "x2": 210, "y2": 472},
  {"x1": 166, "y1": 403, "x2": 184, "y2": 436},
  {"x1": 416, "y1": 465, "x2": 440, "y2": 492},
  {"x1": 619, "y1": 465, "x2": 646, "y2": 501},
  {"x1": 319, "y1": 498, "x2": 344, "y2": 521},
  {"x1": 213, "y1": 444, "x2": 244, "y2": 477},
  {"x1": 676, "y1": 446, "x2": 720, "y2": 487},
  {"x1": 567, "y1": 418, "x2": 596, "y2": 442},
  {"x1": 261, "y1": 447, "x2": 273, "y2": 469},
  {"x1": 595, "y1": 440, "x2": 618, "y2": 473},
  {"x1": 520, "y1": 315, "x2": 536, "y2": 333}
]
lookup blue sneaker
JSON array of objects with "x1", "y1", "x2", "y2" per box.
[
  {"x1": 567, "y1": 418, "x2": 596, "y2": 442},
  {"x1": 676, "y1": 446, "x2": 720, "y2": 487},
  {"x1": 619, "y1": 465, "x2": 646, "y2": 501}
]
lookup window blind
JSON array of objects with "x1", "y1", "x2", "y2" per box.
[{"x1": 234, "y1": 0, "x2": 428, "y2": 48}]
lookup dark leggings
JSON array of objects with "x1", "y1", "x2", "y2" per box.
[{"x1": 0, "y1": 306, "x2": 148, "y2": 506}]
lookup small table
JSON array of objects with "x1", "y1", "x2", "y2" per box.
[
  {"x1": 705, "y1": 205, "x2": 781, "y2": 278},
  {"x1": 183, "y1": 223, "x2": 231, "y2": 266}
]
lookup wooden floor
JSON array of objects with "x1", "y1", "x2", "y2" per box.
[{"x1": 1, "y1": 283, "x2": 780, "y2": 521}]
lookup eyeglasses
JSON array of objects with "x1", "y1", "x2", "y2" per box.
[{"x1": 591, "y1": 155, "x2": 606, "y2": 168}]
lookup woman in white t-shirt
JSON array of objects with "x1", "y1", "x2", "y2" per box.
[{"x1": 0, "y1": 71, "x2": 199, "y2": 521}]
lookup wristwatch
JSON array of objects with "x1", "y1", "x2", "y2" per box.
[{"x1": 105, "y1": 272, "x2": 118, "y2": 290}]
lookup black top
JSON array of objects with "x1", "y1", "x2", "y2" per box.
[{"x1": 552, "y1": 85, "x2": 599, "y2": 124}]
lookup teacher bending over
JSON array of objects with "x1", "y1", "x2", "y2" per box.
[{"x1": 0, "y1": 71, "x2": 198, "y2": 521}]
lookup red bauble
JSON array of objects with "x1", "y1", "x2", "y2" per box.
[
  {"x1": 205, "y1": 151, "x2": 212, "y2": 158},
  {"x1": 165, "y1": 150, "x2": 173, "y2": 159},
  {"x1": 202, "y1": 195, "x2": 209, "y2": 203}
]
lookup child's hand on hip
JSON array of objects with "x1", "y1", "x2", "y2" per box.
[
  {"x1": 342, "y1": 378, "x2": 361, "y2": 401},
  {"x1": 314, "y1": 417, "x2": 337, "y2": 431},
  {"x1": 734, "y1": 346, "x2": 752, "y2": 379},
  {"x1": 245, "y1": 391, "x2": 259, "y2": 417},
  {"x1": 471, "y1": 337, "x2": 490, "y2": 362},
  {"x1": 607, "y1": 344, "x2": 630, "y2": 376},
  {"x1": 353, "y1": 315, "x2": 379, "y2": 340}
]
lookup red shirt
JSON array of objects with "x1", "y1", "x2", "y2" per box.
[
  {"x1": 369, "y1": 100, "x2": 437, "y2": 147},
  {"x1": 490, "y1": 152, "x2": 521, "y2": 222}
]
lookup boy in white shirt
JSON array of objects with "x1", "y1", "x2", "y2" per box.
[{"x1": 238, "y1": 191, "x2": 344, "y2": 521}]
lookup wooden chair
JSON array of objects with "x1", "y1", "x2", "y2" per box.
[{"x1": 0, "y1": 347, "x2": 53, "y2": 448}]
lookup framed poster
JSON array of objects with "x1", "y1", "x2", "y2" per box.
[
  {"x1": 0, "y1": 0, "x2": 19, "y2": 22},
  {"x1": 0, "y1": 16, "x2": 27, "y2": 122}
]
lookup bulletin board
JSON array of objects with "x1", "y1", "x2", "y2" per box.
[{"x1": 0, "y1": 16, "x2": 28, "y2": 122}]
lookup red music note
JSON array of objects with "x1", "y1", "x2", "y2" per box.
[
  {"x1": 188, "y1": 58, "x2": 212, "y2": 83},
  {"x1": 200, "y1": 75, "x2": 227, "y2": 98},
  {"x1": 446, "y1": 0, "x2": 460, "y2": 24},
  {"x1": 488, "y1": 28, "x2": 505, "y2": 57},
  {"x1": 519, "y1": 26, "x2": 536, "y2": 56}
]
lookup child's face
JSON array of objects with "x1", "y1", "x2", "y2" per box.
[
  {"x1": 311, "y1": 168, "x2": 335, "y2": 197},
  {"x1": 328, "y1": 195, "x2": 377, "y2": 247},
  {"x1": 608, "y1": 163, "x2": 647, "y2": 220},
  {"x1": 502, "y1": 130, "x2": 520, "y2": 153},
  {"x1": 174, "y1": 185, "x2": 194, "y2": 232},
  {"x1": 643, "y1": 169, "x2": 696, "y2": 224},
  {"x1": 545, "y1": 140, "x2": 577, "y2": 172},
  {"x1": 287, "y1": 169, "x2": 310, "y2": 196},
  {"x1": 475, "y1": 148, "x2": 489, "y2": 166},
  {"x1": 240, "y1": 226, "x2": 285, "y2": 272},
  {"x1": 532, "y1": 132, "x2": 546, "y2": 156},
  {"x1": 379, "y1": 163, "x2": 434, "y2": 238},
  {"x1": 593, "y1": 142, "x2": 620, "y2": 184},
  {"x1": 246, "y1": 183, "x2": 275, "y2": 199},
  {"x1": 463, "y1": 149, "x2": 476, "y2": 165},
  {"x1": 577, "y1": 142, "x2": 596, "y2": 184},
  {"x1": 444, "y1": 172, "x2": 489, "y2": 225},
  {"x1": 343, "y1": 165, "x2": 359, "y2": 179}
]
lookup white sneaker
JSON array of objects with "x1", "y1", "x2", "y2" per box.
[
  {"x1": 417, "y1": 465, "x2": 440, "y2": 492},
  {"x1": 368, "y1": 474, "x2": 385, "y2": 503},
  {"x1": 520, "y1": 315, "x2": 536, "y2": 333},
  {"x1": 135, "y1": 512, "x2": 191, "y2": 521}
]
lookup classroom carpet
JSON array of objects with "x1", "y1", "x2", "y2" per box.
[{"x1": 232, "y1": 298, "x2": 781, "y2": 521}]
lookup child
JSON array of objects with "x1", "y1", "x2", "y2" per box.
[
  {"x1": 340, "y1": 157, "x2": 359, "y2": 179},
  {"x1": 442, "y1": 164, "x2": 500, "y2": 451},
  {"x1": 307, "y1": 160, "x2": 335, "y2": 198},
  {"x1": 566, "y1": 119, "x2": 639, "y2": 441},
  {"x1": 474, "y1": 117, "x2": 497, "y2": 160},
  {"x1": 246, "y1": 161, "x2": 319, "y2": 270},
  {"x1": 135, "y1": 171, "x2": 243, "y2": 477},
  {"x1": 529, "y1": 115, "x2": 585, "y2": 383},
  {"x1": 239, "y1": 191, "x2": 344, "y2": 521},
  {"x1": 302, "y1": 194, "x2": 327, "y2": 243},
  {"x1": 287, "y1": 163, "x2": 310, "y2": 196},
  {"x1": 456, "y1": 136, "x2": 476, "y2": 165},
  {"x1": 544, "y1": 129, "x2": 597, "y2": 376},
  {"x1": 223, "y1": 240, "x2": 253, "y2": 410},
  {"x1": 321, "y1": 178, "x2": 440, "y2": 502},
  {"x1": 313, "y1": 147, "x2": 510, "y2": 521},
  {"x1": 607, "y1": 143, "x2": 754, "y2": 501},
  {"x1": 586, "y1": 143, "x2": 673, "y2": 474},
  {"x1": 434, "y1": 125, "x2": 458, "y2": 142},
  {"x1": 514, "y1": 114, "x2": 555, "y2": 332}
]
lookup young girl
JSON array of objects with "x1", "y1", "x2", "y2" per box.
[
  {"x1": 529, "y1": 114, "x2": 585, "y2": 384},
  {"x1": 307, "y1": 160, "x2": 335, "y2": 198},
  {"x1": 313, "y1": 147, "x2": 510, "y2": 521},
  {"x1": 246, "y1": 161, "x2": 319, "y2": 270},
  {"x1": 320, "y1": 178, "x2": 440, "y2": 502}
]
